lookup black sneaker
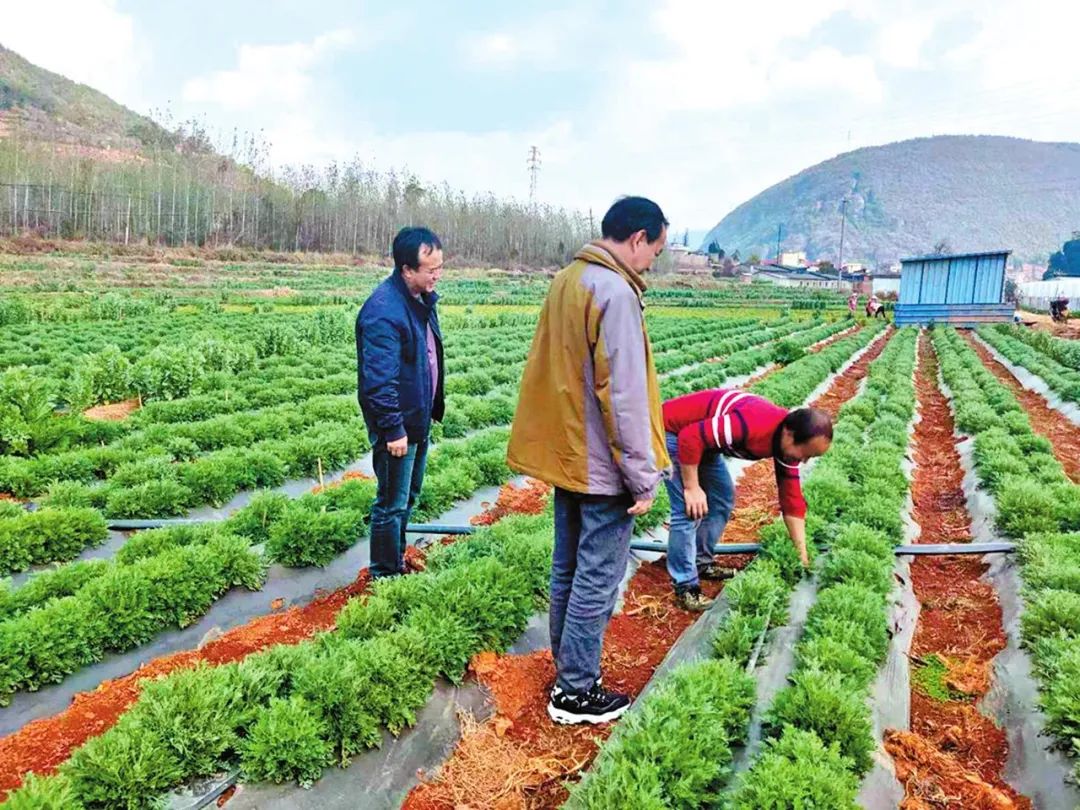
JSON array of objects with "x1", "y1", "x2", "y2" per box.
[
  {"x1": 547, "y1": 680, "x2": 631, "y2": 725},
  {"x1": 675, "y1": 586, "x2": 715, "y2": 612},
  {"x1": 698, "y1": 563, "x2": 737, "y2": 581}
]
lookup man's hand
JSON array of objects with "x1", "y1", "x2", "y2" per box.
[
  {"x1": 387, "y1": 436, "x2": 409, "y2": 458},
  {"x1": 684, "y1": 486, "x2": 709, "y2": 520},
  {"x1": 798, "y1": 543, "x2": 810, "y2": 569},
  {"x1": 627, "y1": 497, "x2": 654, "y2": 516}
]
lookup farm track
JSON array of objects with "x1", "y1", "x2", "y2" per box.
[
  {"x1": 402, "y1": 327, "x2": 891, "y2": 810},
  {"x1": 964, "y1": 331, "x2": 1080, "y2": 484},
  {"x1": 884, "y1": 334, "x2": 1029, "y2": 810}
]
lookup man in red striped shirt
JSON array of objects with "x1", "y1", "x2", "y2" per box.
[{"x1": 662, "y1": 388, "x2": 833, "y2": 611}]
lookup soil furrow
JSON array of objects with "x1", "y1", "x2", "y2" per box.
[{"x1": 884, "y1": 333, "x2": 1030, "y2": 810}]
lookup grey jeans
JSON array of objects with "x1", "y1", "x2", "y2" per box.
[{"x1": 550, "y1": 487, "x2": 636, "y2": 694}]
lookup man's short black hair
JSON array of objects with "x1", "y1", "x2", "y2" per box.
[
  {"x1": 782, "y1": 407, "x2": 834, "y2": 444},
  {"x1": 601, "y1": 196, "x2": 669, "y2": 243},
  {"x1": 392, "y1": 227, "x2": 442, "y2": 273}
]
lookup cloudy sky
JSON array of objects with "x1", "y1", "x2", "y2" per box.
[{"x1": 3, "y1": 0, "x2": 1079, "y2": 239}]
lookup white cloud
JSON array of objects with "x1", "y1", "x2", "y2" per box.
[
  {"x1": 460, "y1": 9, "x2": 597, "y2": 69},
  {"x1": 182, "y1": 29, "x2": 355, "y2": 110},
  {"x1": 771, "y1": 48, "x2": 883, "y2": 103},
  {"x1": 877, "y1": 17, "x2": 937, "y2": 69},
  {"x1": 160, "y1": 0, "x2": 1080, "y2": 241},
  {"x1": 0, "y1": 0, "x2": 145, "y2": 106}
]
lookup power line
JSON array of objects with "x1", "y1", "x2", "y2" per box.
[{"x1": 527, "y1": 146, "x2": 541, "y2": 206}]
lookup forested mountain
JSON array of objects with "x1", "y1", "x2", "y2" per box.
[{"x1": 0, "y1": 44, "x2": 590, "y2": 263}]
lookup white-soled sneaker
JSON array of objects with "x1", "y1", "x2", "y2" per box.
[{"x1": 547, "y1": 680, "x2": 631, "y2": 725}]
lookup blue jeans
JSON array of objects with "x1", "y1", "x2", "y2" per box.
[
  {"x1": 369, "y1": 434, "x2": 429, "y2": 578},
  {"x1": 663, "y1": 432, "x2": 735, "y2": 592},
  {"x1": 550, "y1": 487, "x2": 635, "y2": 694}
]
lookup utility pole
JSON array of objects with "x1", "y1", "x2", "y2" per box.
[
  {"x1": 837, "y1": 198, "x2": 848, "y2": 287},
  {"x1": 775, "y1": 224, "x2": 783, "y2": 262},
  {"x1": 527, "y1": 146, "x2": 541, "y2": 206}
]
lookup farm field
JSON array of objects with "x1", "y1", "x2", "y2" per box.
[{"x1": 0, "y1": 255, "x2": 1079, "y2": 809}]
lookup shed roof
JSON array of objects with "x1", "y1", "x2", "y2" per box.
[{"x1": 900, "y1": 250, "x2": 1011, "y2": 263}]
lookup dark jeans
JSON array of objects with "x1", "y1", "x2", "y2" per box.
[
  {"x1": 369, "y1": 435, "x2": 429, "y2": 578},
  {"x1": 662, "y1": 432, "x2": 735, "y2": 592},
  {"x1": 550, "y1": 487, "x2": 635, "y2": 694}
]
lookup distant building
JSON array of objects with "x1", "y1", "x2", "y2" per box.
[
  {"x1": 1012, "y1": 263, "x2": 1046, "y2": 284},
  {"x1": 779, "y1": 250, "x2": 808, "y2": 267},
  {"x1": 755, "y1": 265, "x2": 849, "y2": 290},
  {"x1": 895, "y1": 250, "x2": 1013, "y2": 326}
]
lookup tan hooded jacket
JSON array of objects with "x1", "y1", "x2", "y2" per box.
[{"x1": 506, "y1": 242, "x2": 670, "y2": 498}]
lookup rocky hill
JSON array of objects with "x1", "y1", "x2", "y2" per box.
[{"x1": 701, "y1": 135, "x2": 1080, "y2": 267}]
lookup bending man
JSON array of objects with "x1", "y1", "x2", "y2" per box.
[{"x1": 662, "y1": 389, "x2": 832, "y2": 611}]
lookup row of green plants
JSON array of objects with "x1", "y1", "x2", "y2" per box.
[
  {"x1": 990, "y1": 322, "x2": 1080, "y2": 370},
  {"x1": 2, "y1": 376, "x2": 515, "y2": 515},
  {"x1": 0, "y1": 532, "x2": 265, "y2": 707},
  {"x1": 748, "y1": 320, "x2": 886, "y2": 408},
  {"x1": 0, "y1": 513, "x2": 554, "y2": 808},
  {"x1": 652, "y1": 316, "x2": 803, "y2": 374},
  {"x1": 567, "y1": 327, "x2": 916, "y2": 807},
  {"x1": 0, "y1": 503, "x2": 108, "y2": 577},
  {"x1": 728, "y1": 327, "x2": 916, "y2": 806},
  {"x1": 977, "y1": 325, "x2": 1080, "y2": 404},
  {"x1": 0, "y1": 430, "x2": 515, "y2": 702},
  {"x1": 660, "y1": 316, "x2": 861, "y2": 400},
  {"x1": 931, "y1": 326, "x2": 1080, "y2": 781},
  {"x1": 565, "y1": 522, "x2": 807, "y2": 809}
]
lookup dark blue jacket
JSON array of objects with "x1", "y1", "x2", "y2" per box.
[{"x1": 356, "y1": 272, "x2": 444, "y2": 444}]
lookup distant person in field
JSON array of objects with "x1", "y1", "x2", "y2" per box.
[
  {"x1": 508, "y1": 196, "x2": 671, "y2": 725},
  {"x1": 866, "y1": 294, "x2": 886, "y2": 319},
  {"x1": 848, "y1": 292, "x2": 858, "y2": 316},
  {"x1": 661, "y1": 390, "x2": 833, "y2": 611},
  {"x1": 356, "y1": 226, "x2": 444, "y2": 579}
]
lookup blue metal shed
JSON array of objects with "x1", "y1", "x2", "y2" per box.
[{"x1": 894, "y1": 250, "x2": 1014, "y2": 326}]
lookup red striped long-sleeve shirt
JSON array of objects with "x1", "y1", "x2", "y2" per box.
[{"x1": 662, "y1": 389, "x2": 807, "y2": 518}]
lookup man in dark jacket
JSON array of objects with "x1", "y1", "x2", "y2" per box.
[{"x1": 356, "y1": 227, "x2": 445, "y2": 578}]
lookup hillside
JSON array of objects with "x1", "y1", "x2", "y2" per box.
[
  {"x1": 0, "y1": 46, "x2": 590, "y2": 264},
  {"x1": 0, "y1": 44, "x2": 173, "y2": 152},
  {"x1": 701, "y1": 135, "x2": 1080, "y2": 267}
]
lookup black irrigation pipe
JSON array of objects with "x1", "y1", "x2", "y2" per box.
[
  {"x1": 628, "y1": 539, "x2": 1016, "y2": 556},
  {"x1": 106, "y1": 518, "x2": 476, "y2": 535}
]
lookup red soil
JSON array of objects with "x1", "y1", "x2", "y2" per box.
[
  {"x1": 470, "y1": 479, "x2": 551, "y2": 526},
  {"x1": 309, "y1": 469, "x2": 374, "y2": 495},
  {"x1": 82, "y1": 397, "x2": 140, "y2": 421},
  {"x1": 884, "y1": 334, "x2": 1029, "y2": 810},
  {"x1": 964, "y1": 331, "x2": 1080, "y2": 484},
  {"x1": 811, "y1": 326, "x2": 892, "y2": 418},
  {"x1": 404, "y1": 329, "x2": 892, "y2": 810}
]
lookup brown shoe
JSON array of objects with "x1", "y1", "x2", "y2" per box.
[
  {"x1": 675, "y1": 587, "x2": 714, "y2": 612},
  {"x1": 698, "y1": 563, "x2": 737, "y2": 581}
]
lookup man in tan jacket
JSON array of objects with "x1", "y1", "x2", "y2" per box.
[{"x1": 508, "y1": 196, "x2": 671, "y2": 725}]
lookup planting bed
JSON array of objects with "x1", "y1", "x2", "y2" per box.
[
  {"x1": 964, "y1": 331, "x2": 1080, "y2": 483},
  {"x1": 883, "y1": 334, "x2": 1028, "y2": 809}
]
